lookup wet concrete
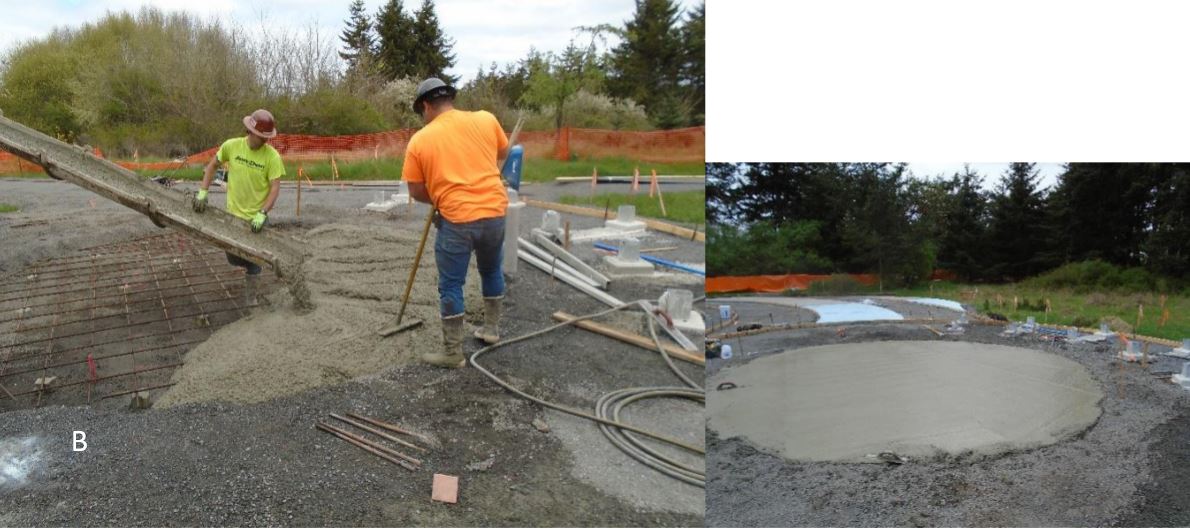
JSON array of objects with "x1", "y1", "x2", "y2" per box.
[{"x1": 709, "y1": 340, "x2": 1103, "y2": 462}]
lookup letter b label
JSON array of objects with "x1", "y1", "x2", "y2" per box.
[{"x1": 73, "y1": 431, "x2": 87, "y2": 451}]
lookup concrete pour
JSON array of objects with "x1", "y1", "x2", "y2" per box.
[{"x1": 709, "y1": 340, "x2": 1103, "y2": 462}]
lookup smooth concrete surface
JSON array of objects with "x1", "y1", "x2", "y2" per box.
[{"x1": 709, "y1": 341, "x2": 1104, "y2": 462}]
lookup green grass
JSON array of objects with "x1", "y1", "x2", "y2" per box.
[
  {"x1": 558, "y1": 189, "x2": 706, "y2": 225},
  {"x1": 0, "y1": 203, "x2": 19, "y2": 213},
  {"x1": 888, "y1": 281, "x2": 1190, "y2": 341},
  {"x1": 5, "y1": 156, "x2": 703, "y2": 184}
]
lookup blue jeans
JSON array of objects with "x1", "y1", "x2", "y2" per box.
[{"x1": 435, "y1": 215, "x2": 505, "y2": 317}]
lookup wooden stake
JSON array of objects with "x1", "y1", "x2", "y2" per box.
[
  {"x1": 589, "y1": 166, "x2": 597, "y2": 203},
  {"x1": 563, "y1": 220, "x2": 571, "y2": 250},
  {"x1": 648, "y1": 169, "x2": 658, "y2": 198},
  {"x1": 656, "y1": 177, "x2": 668, "y2": 218},
  {"x1": 295, "y1": 163, "x2": 302, "y2": 218},
  {"x1": 552, "y1": 311, "x2": 704, "y2": 365}
]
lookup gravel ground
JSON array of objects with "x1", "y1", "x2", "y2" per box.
[
  {"x1": 706, "y1": 322, "x2": 1190, "y2": 527},
  {"x1": 0, "y1": 178, "x2": 705, "y2": 526}
]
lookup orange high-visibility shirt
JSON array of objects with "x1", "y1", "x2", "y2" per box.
[{"x1": 402, "y1": 109, "x2": 509, "y2": 223}]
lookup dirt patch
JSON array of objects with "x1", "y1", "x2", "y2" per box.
[{"x1": 155, "y1": 222, "x2": 481, "y2": 408}]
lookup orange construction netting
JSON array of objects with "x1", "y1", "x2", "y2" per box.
[
  {"x1": 0, "y1": 126, "x2": 704, "y2": 174},
  {"x1": 707, "y1": 270, "x2": 958, "y2": 294},
  {"x1": 706, "y1": 274, "x2": 879, "y2": 294}
]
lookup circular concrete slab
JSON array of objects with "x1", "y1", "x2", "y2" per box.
[{"x1": 708, "y1": 341, "x2": 1104, "y2": 462}]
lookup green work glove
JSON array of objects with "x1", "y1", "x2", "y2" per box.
[
  {"x1": 192, "y1": 189, "x2": 208, "y2": 213},
  {"x1": 250, "y1": 211, "x2": 268, "y2": 233}
]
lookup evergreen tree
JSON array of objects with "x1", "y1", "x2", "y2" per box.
[
  {"x1": 706, "y1": 162, "x2": 740, "y2": 225},
  {"x1": 1143, "y1": 164, "x2": 1190, "y2": 278},
  {"x1": 608, "y1": 0, "x2": 686, "y2": 127},
  {"x1": 1045, "y1": 163, "x2": 1154, "y2": 267},
  {"x1": 375, "y1": 0, "x2": 417, "y2": 80},
  {"x1": 339, "y1": 0, "x2": 375, "y2": 72},
  {"x1": 680, "y1": 1, "x2": 704, "y2": 125},
  {"x1": 410, "y1": 0, "x2": 457, "y2": 83},
  {"x1": 986, "y1": 163, "x2": 1049, "y2": 280},
  {"x1": 937, "y1": 166, "x2": 989, "y2": 281}
]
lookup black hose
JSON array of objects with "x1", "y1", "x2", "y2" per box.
[{"x1": 468, "y1": 300, "x2": 706, "y2": 486}]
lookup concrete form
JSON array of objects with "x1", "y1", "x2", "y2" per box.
[
  {"x1": 503, "y1": 189, "x2": 525, "y2": 275},
  {"x1": 709, "y1": 340, "x2": 1104, "y2": 462}
]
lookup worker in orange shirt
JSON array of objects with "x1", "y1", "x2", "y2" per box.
[{"x1": 403, "y1": 78, "x2": 509, "y2": 368}]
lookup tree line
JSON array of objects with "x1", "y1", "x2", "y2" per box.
[
  {"x1": 707, "y1": 163, "x2": 1190, "y2": 288},
  {"x1": 0, "y1": 0, "x2": 703, "y2": 157}
]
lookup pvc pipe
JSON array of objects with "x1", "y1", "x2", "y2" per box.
[
  {"x1": 518, "y1": 248, "x2": 698, "y2": 352},
  {"x1": 518, "y1": 250, "x2": 623, "y2": 307},
  {"x1": 593, "y1": 242, "x2": 705, "y2": 276},
  {"x1": 517, "y1": 238, "x2": 602, "y2": 289},
  {"x1": 532, "y1": 232, "x2": 611, "y2": 288}
]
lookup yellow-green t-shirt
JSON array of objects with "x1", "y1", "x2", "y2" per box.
[{"x1": 217, "y1": 137, "x2": 285, "y2": 220}]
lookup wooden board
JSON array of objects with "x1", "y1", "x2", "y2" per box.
[{"x1": 552, "y1": 311, "x2": 704, "y2": 366}]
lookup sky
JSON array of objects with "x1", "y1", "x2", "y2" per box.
[
  {"x1": 905, "y1": 163, "x2": 1066, "y2": 191},
  {"x1": 0, "y1": 0, "x2": 700, "y2": 83}
]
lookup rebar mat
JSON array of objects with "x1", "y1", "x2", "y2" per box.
[{"x1": 0, "y1": 231, "x2": 274, "y2": 410}]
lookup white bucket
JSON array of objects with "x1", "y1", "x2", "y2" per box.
[{"x1": 720, "y1": 344, "x2": 733, "y2": 360}]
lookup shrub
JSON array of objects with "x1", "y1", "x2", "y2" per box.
[
  {"x1": 1027, "y1": 260, "x2": 1169, "y2": 293},
  {"x1": 805, "y1": 274, "x2": 872, "y2": 296},
  {"x1": 1071, "y1": 315, "x2": 1095, "y2": 328}
]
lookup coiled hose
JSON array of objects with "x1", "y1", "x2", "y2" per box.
[{"x1": 469, "y1": 300, "x2": 705, "y2": 487}]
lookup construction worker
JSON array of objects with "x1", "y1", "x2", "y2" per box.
[
  {"x1": 403, "y1": 78, "x2": 510, "y2": 368},
  {"x1": 192, "y1": 109, "x2": 285, "y2": 305}
]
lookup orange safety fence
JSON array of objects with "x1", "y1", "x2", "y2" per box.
[
  {"x1": 0, "y1": 126, "x2": 704, "y2": 174},
  {"x1": 706, "y1": 274, "x2": 881, "y2": 294},
  {"x1": 706, "y1": 270, "x2": 959, "y2": 294}
]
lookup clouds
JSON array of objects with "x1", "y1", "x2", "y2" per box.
[
  {"x1": 905, "y1": 163, "x2": 1066, "y2": 190},
  {"x1": 1, "y1": 0, "x2": 700, "y2": 82}
]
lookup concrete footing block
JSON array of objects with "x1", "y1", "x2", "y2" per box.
[
  {"x1": 539, "y1": 210, "x2": 563, "y2": 241},
  {"x1": 1118, "y1": 341, "x2": 1145, "y2": 362},
  {"x1": 1172, "y1": 362, "x2": 1190, "y2": 389},
  {"x1": 659, "y1": 289, "x2": 704, "y2": 333},
  {"x1": 605, "y1": 205, "x2": 646, "y2": 232},
  {"x1": 602, "y1": 238, "x2": 653, "y2": 274}
]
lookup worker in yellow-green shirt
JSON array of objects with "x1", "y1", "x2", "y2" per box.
[{"x1": 192, "y1": 109, "x2": 285, "y2": 305}]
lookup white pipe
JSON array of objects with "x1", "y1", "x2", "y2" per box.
[
  {"x1": 517, "y1": 238, "x2": 601, "y2": 288},
  {"x1": 532, "y1": 232, "x2": 611, "y2": 289},
  {"x1": 519, "y1": 250, "x2": 698, "y2": 352},
  {"x1": 518, "y1": 250, "x2": 623, "y2": 307}
]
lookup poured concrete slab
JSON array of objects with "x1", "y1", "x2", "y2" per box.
[{"x1": 708, "y1": 341, "x2": 1103, "y2": 462}]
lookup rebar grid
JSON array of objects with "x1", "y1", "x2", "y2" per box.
[{"x1": 0, "y1": 232, "x2": 272, "y2": 409}]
